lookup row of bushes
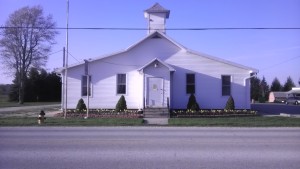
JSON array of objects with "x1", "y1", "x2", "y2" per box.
[
  {"x1": 76, "y1": 95, "x2": 128, "y2": 112},
  {"x1": 171, "y1": 109, "x2": 257, "y2": 118},
  {"x1": 187, "y1": 94, "x2": 235, "y2": 111},
  {"x1": 173, "y1": 94, "x2": 257, "y2": 117},
  {"x1": 69, "y1": 94, "x2": 252, "y2": 118},
  {"x1": 55, "y1": 110, "x2": 142, "y2": 118},
  {"x1": 60, "y1": 95, "x2": 138, "y2": 118}
]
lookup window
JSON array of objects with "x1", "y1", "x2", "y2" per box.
[
  {"x1": 186, "y1": 74, "x2": 195, "y2": 94},
  {"x1": 81, "y1": 75, "x2": 91, "y2": 96},
  {"x1": 117, "y1": 74, "x2": 126, "y2": 94},
  {"x1": 222, "y1": 75, "x2": 231, "y2": 96}
]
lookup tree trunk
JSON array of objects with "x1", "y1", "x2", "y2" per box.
[{"x1": 18, "y1": 73, "x2": 24, "y2": 104}]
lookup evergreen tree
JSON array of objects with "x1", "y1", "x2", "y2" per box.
[
  {"x1": 225, "y1": 95, "x2": 235, "y2": 110},
  {"x1": 283, "y1": 76, "x2": 295, "y2": 91},
  {"x1": 187, "y1": 94, "x2": 200, "y2": 110},
  {"x1": 250, "y1": 76, "x2": 261, "y2": 101},
  {"x1": 76, "y1": 98, "x2": 87, "y2": 112},
  {"x1": 25, "y1": 68, "x2": 40, "y2": 101},
  {"x1": 9, "y1": 73, "x2": 19, "y2": 102},
  {"x1": 8, "y1": 68, "x2": 61, "y2": 102},
  {"x1": 259, "y1": 76, "x2": 270, "y2": 101},
  {"x1": 115, "y1": 95, "x2": 127, "y2": 112},
  {"x1": 270, "y1": 77, "x2": 282, "y2": 91}
]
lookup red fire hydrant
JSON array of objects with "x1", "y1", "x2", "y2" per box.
[{"x1": 37, "y1": 110, "x2": 46, "y2": 124}]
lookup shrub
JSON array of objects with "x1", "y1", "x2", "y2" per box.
[
  {"x1": 76, "y1": 98, "x2": 87, "y2": 112},
  {"x1": 116, "y1": 95, "x2": 127, "y2": 112},
  {"x1": 225, "y1": 95, "x2": 235, "y2": 110},
  {"x1": 258, "y1": 97, "x2": 266, "y2": 103},
  {"x1": 187, "y1": 94, "x2": 200, "y2": 111}
]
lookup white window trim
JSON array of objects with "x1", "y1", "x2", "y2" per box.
[
  {"x1": 116, "y1": 73, "x2": 127, "y2": 95},
  {"x1": 81, "y1": 75, "x2": 93, "y2": 97},
  {"x1": 221, "y1": 75, "x2": 231, "y2": 96}
]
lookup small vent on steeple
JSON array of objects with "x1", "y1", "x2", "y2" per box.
[{"x1": 151, "y1": 34, "x2": 161, "y2": 39}]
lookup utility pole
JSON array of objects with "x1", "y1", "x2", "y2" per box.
[
  {"x1": 84, "y1": 60, "x2": 89, "y2": 118},
  {"x1": 62, "y1": 47, "x2": 65, "y2": 113},
  {"x1": 64, "y1": 0, "x2": 69, "y2": 119}
]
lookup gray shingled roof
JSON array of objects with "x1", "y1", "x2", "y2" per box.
[{"x1": 145, "y1": 3, "x2": 170, "y2": 17}]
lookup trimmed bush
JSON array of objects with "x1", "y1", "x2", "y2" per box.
[
  {"x1": 187, "y1": 94, "x2": 200, "y2": 111},
  {"x1": 225, "y1": 95, "x2": 235, "y2": 110},
  {"x1": 116, "y1": 95, "x2": 127, "y2": 112},
  {"x1": 76, "y1": 98, "x2": 87, "y2": 112}
]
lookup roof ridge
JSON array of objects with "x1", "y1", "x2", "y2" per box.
[{"x1": 145, "y1": 3, "x2": 170, "y2": 13}]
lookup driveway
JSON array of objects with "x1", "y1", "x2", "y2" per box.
[
  {"x1": 251, "y1": 103, "x2": 300, "y2": 115},
  {"x1": 0, "y1": 104, "x2": 61, "y2": 117},
  {"x1": 1, "y1": 127, "x2": 299, "y2": 169}
]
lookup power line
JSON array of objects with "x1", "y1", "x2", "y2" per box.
[
  {"x1": 46, "y1": 50, "x2": 63, "y2": 57},
  {"x1": 1, "y1": 26, "x2": 300, "y2": 30},
  {"x1": 260, "y1": 55, "x2": 300, "y2": 72},
  {"x1": 67, "y1": 51, "x2": 80, "y2": 63}
]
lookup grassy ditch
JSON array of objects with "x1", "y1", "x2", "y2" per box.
[
  {"x1": 0, "y1": 117, "x2": 144, "y2": 126},
  {"x1": 169, "y1": 117, "x2": 300, "y2": 127}
]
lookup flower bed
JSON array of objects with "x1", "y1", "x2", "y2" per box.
[
  {"x1": 171, "y1": 109, "x2": 257, "y2": 118},
  {"x1": 54, "y1": 109, "x2": 143, "y2": 118}
]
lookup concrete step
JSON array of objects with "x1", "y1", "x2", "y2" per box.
[
  {"x1": 143, "y1": 118, "x2": 168, "y2": 125},
  {"x1": 144, "y1": 108, "x2": 169, "y2": 118}
]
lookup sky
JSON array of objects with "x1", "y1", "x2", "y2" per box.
[{"x1": 0, "y1": 0, "x2": 299, "y2": 86}]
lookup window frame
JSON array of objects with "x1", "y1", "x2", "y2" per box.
[
  {"x1": 81, "y1": 75, "x2": 92, "y2": 97},
  {"x1": 222, "y1": 75, "x2": 231, "y2": 96},
  {"x1": 186, "y1": 73, "x2": 195, "y2": 94},
  {"x1": 116, "y1": 74, "x2": 127, "y2": 95}
]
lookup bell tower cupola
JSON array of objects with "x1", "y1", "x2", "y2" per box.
[{"x1": 144, "y1": 3, "x2": 170, "y2": 35}]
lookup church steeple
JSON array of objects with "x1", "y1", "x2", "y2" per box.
[{"x1": 144, "y1": 3, "x2": 170, "y2": 35}]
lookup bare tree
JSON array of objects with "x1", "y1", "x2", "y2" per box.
[{"x1": 0, "y1": 6, "x2": 58, "y2": 104}]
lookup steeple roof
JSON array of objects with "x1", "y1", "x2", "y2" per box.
[{"x1": 144, "y1": 3, "x2": 170, "y2": 18}]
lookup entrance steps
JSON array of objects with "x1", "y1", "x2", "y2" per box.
[
  {"x1": 143, "y1": 107, "x2": 169, "y2": 118},
  {"x1": 143, "y1": 118, "x2": 168, "y2": 125}
]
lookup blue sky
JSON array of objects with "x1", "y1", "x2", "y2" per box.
[{"x1": 0, "y1": 0, "x2": 299, "y2": 86}]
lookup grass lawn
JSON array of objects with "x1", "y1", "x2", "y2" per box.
[
  {"x1": 1, "y1": 116, "x2": 300, "y2": 127},
  {"x1": 0, "y1": 117, "x2": 144, "y2": 126},
  {"x1": 169, "y1": 117, "x2": 300, "y2": 127}
]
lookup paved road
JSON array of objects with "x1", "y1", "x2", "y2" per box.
[
  {"x1": 251, "y1": 103, "x2": 300, "y2": 115},
  {"x1": 0, "y1": 104, "x2": 61, "y2": 117},
  {"x1": 1, "y1": 127, "x2": 299, "y2": 169}
]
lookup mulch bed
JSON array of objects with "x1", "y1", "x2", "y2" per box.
[
  {"x1": 171, "y1": 109, "x2": 258, "y2": 118},
  {"x1": 54, "y1": 109, "x2": 143, "y2": 118}
]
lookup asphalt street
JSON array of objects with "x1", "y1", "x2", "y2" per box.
[{"x1": 1, "y1": 127, "x2": 300, "y2": 169}]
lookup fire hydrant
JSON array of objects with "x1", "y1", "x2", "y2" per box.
[{"x1": 37, "y1": 110, "x2": 46, "y2": 124}]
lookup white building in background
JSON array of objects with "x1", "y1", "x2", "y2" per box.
[{"x1": 56, "y1": 3, "x2": 258, "y2": 110}]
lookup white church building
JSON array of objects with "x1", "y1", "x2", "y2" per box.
[{"x1": 57, "y1": 3, "x2": 258, "y2": 110}]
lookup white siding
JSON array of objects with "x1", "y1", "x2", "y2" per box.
[
  {"x1": 165, "y1": 51, "x2": 251, "y2": 109},
  {"x1": 64, "y1": 37, "x2": 179, "y2": 109},
  {"x1": 63, "y1": 35, "x2": 253, "y2": 110}
]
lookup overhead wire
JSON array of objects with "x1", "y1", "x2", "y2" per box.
[
  {"x1": 67, "y1": 51, "x2": 81, "y2": 63},
  {"x1": 260, "y1": 55, "x2": 300, "y2": 72},
  {"x1": 1, "y1": 26, "x2": 300, "y2": 30}
]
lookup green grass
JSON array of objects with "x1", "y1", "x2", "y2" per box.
[
  {"x1": 0, "y1": 117, "x2": 144, "y2": 126},
  {"x1": 1, "y1": 116, "x2": 300, "y2": 127},
  {"x1": 169, "y1": 117, "x2": 300, "y2": 127}
]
